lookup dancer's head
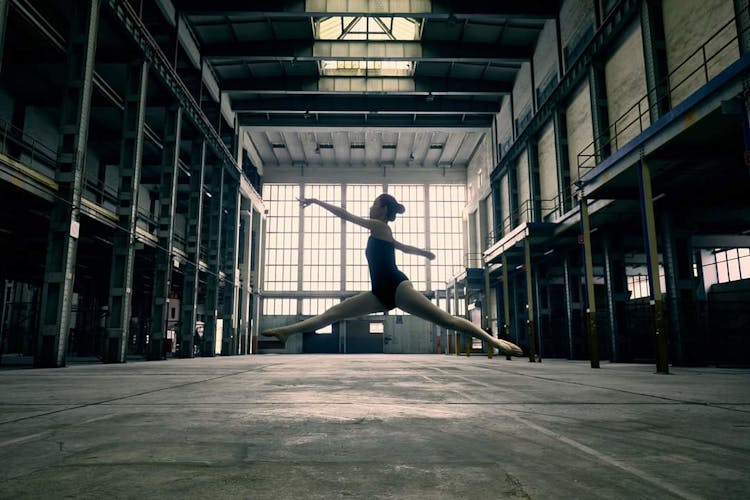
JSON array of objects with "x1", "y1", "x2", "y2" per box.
[{"x1": 370, "y1": 194, "x2": 405, "y2": 222}]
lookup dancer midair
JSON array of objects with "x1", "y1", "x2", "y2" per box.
[{"x1": 262, "y1": 194, "x2": 524, "y2": 357}]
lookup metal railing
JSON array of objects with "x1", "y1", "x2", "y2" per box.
[
  {"x1": 486, "y1": 197, "x2": 562, "y2": 246},
  {"x1": 577, "y1": 9, "x2": 746, "y2": 174},
  {"x1": 0, "y1": 117, "x2": 58, "y2": 172}
]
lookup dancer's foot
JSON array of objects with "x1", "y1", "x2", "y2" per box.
[
  {"x1": 262, "y1": 330, "x2": 290, "y2": 343},
  {"x1": 493, "y1": 338, "x2": 523, "y2": 357}
]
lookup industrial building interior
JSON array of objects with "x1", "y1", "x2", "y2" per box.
[{"x1": 0, "y1": 0, "x2": 749, "y2": 498}]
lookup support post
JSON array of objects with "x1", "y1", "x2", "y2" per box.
[
  {"x1": 204, "y1": 167, "x2": 224, "y2": 356},
  {"x1": 501, "y1": 253, "x2": 512, "y2": 360},
  {"x1": 221, "y1": 178, "x2": 241, "y2": 355},
  {"x1": 563, "y1": 255, "x2": 575, "y2": 359},
  {"x1": 250, "y1": 209, "x2": 266, "y2": 354},
  {"x1": 179, "y1": 139, "x2": 206, "y2": 358},
  {"x1": 453, "y1": 278, "x2": 460, "y2": 355},
  {"x1": 483, "y1": 260, "x2": 492, "y2": 358},
  {"x1": 553, "y1": 110, "x2": 572, "y2": 214},
  {"x1": 36, "y1": 0, "x2": 100, "y2": 368},
  {"x1": 580, "y1": 197, "x2": 600, "y2": 368},
  {"x1": 148, "y1": 106, "x2": 182, "y2": 361},
  {"x1": 734, "y1": 0, "x2": 750, "y2": 55},
  {"x1": 602, "y1": 236, "x2": 619, "y2": 362},
  {"x1": 239, "y1": 209, "x2": 252, "y2": 354},
  {"x1": 524, "y1": 239, "x2": 537, "y2": 362},
  {"x1": 637, "y1": 160, "x2": 669, "y2": 373},
  {"x1": 104, "y1": 60, "x2": 149, "y2": 363},
  {"x1": 589, "y1": 60, "x2": 611, "y2": 162},
  {"x1": 641, "y1": 0, "x2": 671, "y2": 121}
]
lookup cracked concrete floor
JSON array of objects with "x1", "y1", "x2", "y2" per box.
[{"x1": 0, "y1": 355, "x2": 748, "y2": 499}]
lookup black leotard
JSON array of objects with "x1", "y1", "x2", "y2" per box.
[{"x1": 366, "y1": 236, "x2": 409, "y2": 310}]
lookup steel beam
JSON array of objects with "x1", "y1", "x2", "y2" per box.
[
  {"x1": 181, "y1": 0, "x2": 559, "y2": 19},
  {"x1": 204, "y1": 40, "x2": 532, "y2": 62},
  {"x1": 563, "y1": 255, "x2": 574, "y2": 359},
  {"x1": 660, "y1": 208, "x2": 683, "y2": 364},
  {"x1": 636, "y1": 160, "x2": 669, "y2": 373},
  {"x1": 579, "y1": 197, "x2": 600, "y2": 368},
  {"x1": 104, "y1": 60, "x2": 149, "y2": 363},
  {"x1": 221, "y1": 76, "x2": 513, "y2": 95},
  {"x1": 203, "y1": 167, "x2": 224, "y2": 356},
  {"x1": 36, "y1": 0, "x2": 100, "y2": 368},
  {"x1": 237, "y1": 113, "x2": 493, "y2": 128},
  {"x1": 179, "y1": 139, "x2": 207, "y2": 358},
  {"x1": 148, "y1": 106, "x2": 182, "y2": 361},
  {"x1": 232, "y1": 95, "x2": 500, "y2": 114},
  {"x1": 602, "y1": 236, "x2": 619, "y2": 362}
]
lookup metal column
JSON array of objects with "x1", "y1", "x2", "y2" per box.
[
  {"x1": 36, "y1": 0, "x2": 100, "y2": 368},
  {"x1": 588, "y1": 61, "x2": 611, "y2": 162},
  {"x1": 104, "y1": 60, "x2": 149, "y2": 363},
  {"x1": 501, "y1": 253, "x2": 511, "y2": 341},
  {"x1": 579, "y1": 198, "x2": 600, "y2": 368},
  {"x1": 637, "y1": 160, "x2": 669, "y2": 373},
  {"x1": 179, "y1": 139, "x2": 207, "y2": 358},
  {"x1": 602, "y1": 236, "x2": 619, "y2": 362},
  {"x1": 661, "y1": 208, "x2": 683, "y2": 364},
  {"x1": 563, "y1": 256, "x2": 575, "y2": 359},
  {"x1": 453, "y1": 278, "x2": 460, "y2": 355},
  {"x1": 250, "y1": 208, "x2": 265, "y2": 354},
  {"x1": 239, "y1": 209, "x2": 252, "y2": 354},
  {"x1": 148, "y1": 106, "x2": 182, "y2": 361},
  {"x1": 524, "y1": 239, "x2": 538, "y2": 362},
  {"x1": 204, "y1": 167, "x2": 224, "y2": 356},
  {"x1": 221, "y1": 178, "x2": 241, "y2": 356},
  {"x1": 0, "y1": 0, "x2": 9, "y2": 74},
  {"x1": 553, "y1": 110, "x2": 572, "y2": 214}
]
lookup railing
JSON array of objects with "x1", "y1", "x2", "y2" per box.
[
  {"x1": 83, "y1": 175, "x2": 118, "y2": 205},
  {"x1": 577, "y1": 8, "x2": 746, "y2": 174},
  {"x1": 0, "y1": 117, "x2": 58, "y2": 172},
  {"x1": 486, "y1": 197, "x2": 562, "y2": 246}
]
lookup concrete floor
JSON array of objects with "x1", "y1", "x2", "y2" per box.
[{"x1": 0, "y1": 355, "x2": 748, "y2": 499}]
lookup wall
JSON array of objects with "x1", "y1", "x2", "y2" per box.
[
  {"x1": 605, "y1": 21, "x2": 649, "y2": 151},
  {"x1": 565, "y1": 81, "x2": 594, "y2": 192},
  {"x1": 662, "y1": 0, "x2": 738, "y2": 106},
  {"x1": 466, "y1": 133, "x2": 492, "y2": 211},
  {"x1": 533, "y1": 19, "x2": 561, "y2": 103},
  {"x1": 497, "y1": 95, "x2": 514, "y2": 154},
  {"x1": 537, "y1": 121, "x2": 558, "y2": 219},
  {"x1": 384, "y1": 314, "x2": 435, "y2": 353},
  {"x1": 559, "y1": 0, "x2": 596, "y2": 66},
  {"x1": 512, "y1": 63, "x2": 534, "y2": 130}
]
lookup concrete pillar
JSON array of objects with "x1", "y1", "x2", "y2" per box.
[
  {"x1": 602, "y1": 236, "x2": 622, "y2": 362},
  {"x1": 501, "y1": 253, "x2": 511, "y2": 345},
  {"x1": 36, "y1": 0, "x2": 100, "y2": 368},
  {"x1": 148, "y1": 106, "x2": 182, "y2": 361},
  {"x1": 104, "y1": 60, "x2": 149, "y2": 363},
  {"x1": 588, "y1": 61, "x2": 610, "y2": 165},
  {"x1": 533, "y1": 267, "x2": 544, "y2": 361},
  {"x1": 637, "y1": 160, "x2": 669, "y2": 373},
  {"x1": 0, "y1": 0, "x2": 9, "y2": 74},
  {"x1": 179, "y1": 140, "x2": 207, "y2": 358},
  {"x1": 221, "y1": 178, "x2": 241, "y2": 356},
  {"x1": 580, "y1": 198, "x2": 600, "y2": 368},
  {"x1": 204, "y1": 167, "x2": 224, "y2": 356},
  {"x1": 641, "y1": 0, "x2": 671, "y2": 121},
  {"x1": 553, "y1": 110, "x2": 572, "y2": 214},
  {"x1": 524, "y1": 239, "x2": 538, "y2": 362},
  {"x1": 563, "y1": 255, "x2": 575, "y2": 359},
  {"x1": 453, "y1": 278, "x2": 459, "y2": 355},
  {"x1": 734, "y1": 0, "x2": 750, "y2": 55}
]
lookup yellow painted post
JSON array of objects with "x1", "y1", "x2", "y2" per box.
[{"x1": 580, "y1": 197, "x2": 601, "y2": 368}]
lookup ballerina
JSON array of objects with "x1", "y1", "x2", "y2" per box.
[{"x1": 262, "y1": 193, "x2": 524, "y2": 357}]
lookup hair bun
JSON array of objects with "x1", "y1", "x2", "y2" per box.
[{"x1": 396, "y1": 204, "x2": 405, "y2": 214}]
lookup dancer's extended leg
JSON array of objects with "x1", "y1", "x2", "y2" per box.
[
  {"x1": 262, "y1": 291, "x2": 387, "y2": 342},
  {"x1": 394, "y1": 281, "x2": 523, "y2": 356}
]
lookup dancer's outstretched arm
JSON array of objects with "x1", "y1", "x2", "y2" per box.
[{"x1": 299, "y1": 198, "x2": 381, "y2": 230}]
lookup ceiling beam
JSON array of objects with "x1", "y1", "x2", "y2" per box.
[
  {"x1": 237, "y1": 113, "x2": 493, "y2": 128},
  {"x1": 202, "y1": 40, "x2": 532, "y2": 63},
  {"x1": 179, "y1": 0, "x2": 559, "y2": 19},
  {"x1": 221, "y1": 76, "x2": 513, "y2": 95},
  {"x1": 231, "y1": 95, "x2": 500, "y2": 113}
]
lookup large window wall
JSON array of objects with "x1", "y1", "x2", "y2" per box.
[{"x1": 262, "y1": 182, "x2": 466, "y2": 316}]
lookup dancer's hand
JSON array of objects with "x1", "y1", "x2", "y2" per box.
[{"x1": 423, "y1": 250, "x2": 436, "y2": 260}]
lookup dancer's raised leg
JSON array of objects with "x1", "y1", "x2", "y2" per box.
[
  {"x1": 262, "y1": 291, "x2": 387, "y2": 342},
  {"x1": 394, "y1": 281, "x2": 523, "y2": 356}
]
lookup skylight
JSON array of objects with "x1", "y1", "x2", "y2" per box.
[{"x1": 315, "y1": 16, "x2": 420, "y2": 77}]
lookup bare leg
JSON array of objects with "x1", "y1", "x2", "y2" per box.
[
  {"x1": 262, "y1": 291, "x2": 387, "y2": 342},
  {"x1": 394, "y1": 281, "x2": 523, "y2": 356}
]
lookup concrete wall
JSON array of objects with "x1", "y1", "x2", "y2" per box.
[
  {"x1": 384, "y1": 314, "x2": 435, "y2": 353},
  {"x1": 497, "y1": 95, "x2": 514, "y2": 153},
  {"x1": 605, "y1": 20, "x2": 649, "y2": 151},
  {"x1": 559, "y1": 0, "x2": 595, "y2": 66},
  {"x1": 466, "y1": 133, "x2": 492, "y2": 211},
  {"x1": 533, "y1": 19, "x2": 561, "y2": 101},
  {"x1": 537, "y1": 120, "x2": 558, "y2": 219},
  {"x1": 513, "y1": 63, "x2": 534, "y2": 128},
  {"x1": 565, "y1": 81, "x2": 594, "y2": 191},
  {"x1": 516, "y1": 149, "x2": 530, "y2": 223},
  {"x1": 662, "y1": 0, "x2": 739, "y2": 106}
]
